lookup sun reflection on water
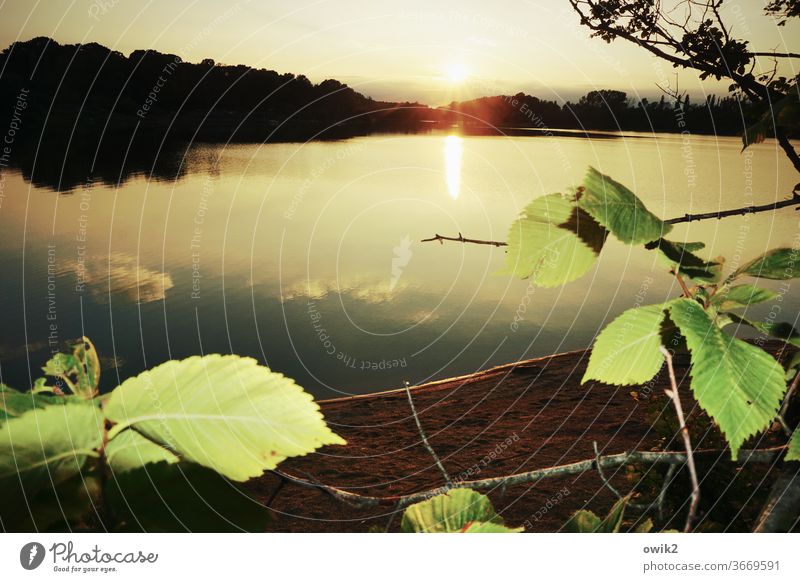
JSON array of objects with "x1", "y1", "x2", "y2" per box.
[{"x1": 444, "y1": 134, "x2": 462, "y2": 199}]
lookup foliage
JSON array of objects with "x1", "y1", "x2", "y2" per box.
[
  {"x1": 104, "y1": 354, "x2": 344, "y2": 481},
  {"x1": 788, "y1": 429, "x2": 800, "y2": 462},
  {"x1": 401, "y1": 488, "x2": 522, "y2": 533},
  {"x1": 502, "y1": 190, "x2": 607, "y2": 286},
  {"x1": 515, "y1": 168, "x2": 797, "y2": 463},
  {"x1": 564, "y1": 496, "x2": 630, "y2": 533},
  {"x1": 0, "y1": 339, "x2": 343, "y2": 532},
  {"x1": 565, "y1": 496, "x2": 661, "y2": 533}
]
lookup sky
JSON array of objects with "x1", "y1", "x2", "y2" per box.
[{"x1": 0, "y1": 0, "x2": 797, "y2": 105}]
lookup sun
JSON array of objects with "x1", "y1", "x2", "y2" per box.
[{"x1": 444, "y1": 63, "x2": 469, "y2": 84}]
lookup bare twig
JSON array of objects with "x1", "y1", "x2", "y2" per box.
[
  {"x1": 661, "y1": 346, "x2": 700, "y2": 532},
  {"x1": 422, "y1": 195, "x2": 800, "y2": 248},
  {"x1": 265, "y1": 474, "x2": 287, "y2": 509},
  {"x1": 420, "y1": 233, "x2": 508, "y2": 247},
  {"x1": 404, "y1": 381, "x2": 453, "y2": 486},
  {"x1": 271, "y1": 446, "x2": 785, "y2": 509},
  {"x1": 673, "y1": 272, "x2": 692, "y2": 297},
  {"x1": 593, "y1": 441, "x2": 624, "y2": 500},
  {"x1": 751, "y1": 51, "x2": 800, "y2": 59}
]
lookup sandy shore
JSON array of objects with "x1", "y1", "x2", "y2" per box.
[{"x1": 248, "y1": 345, "x2": 789, "y2": 532}]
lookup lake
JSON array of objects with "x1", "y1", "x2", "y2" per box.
[{"x1": 1, "y1": 130, "x2": 798, "y2": 399}]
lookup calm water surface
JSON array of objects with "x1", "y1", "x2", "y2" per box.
[{"x1": 1, "y1": 131, "x2": 798, "y2": 398}]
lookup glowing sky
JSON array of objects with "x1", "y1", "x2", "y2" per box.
[{"x1": 0, "y1": 0, "x2": 797, "y2": 104}]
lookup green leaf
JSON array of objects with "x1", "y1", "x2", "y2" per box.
[
  {"x1": 0, "y1": 384, "x2": 66, "y2": 424},
  {"x1": 669, "y1": 299, "x2": 787, "y2": 460},
  {"x1": 107, "y1": 461, "x2": 269, "y2": 532},
  {"x1": 582, "y1": 303, "x2": 671, "y2": 386},
  {"x1": 0, "y1": 401, "x2": 103, "y2": 518},
  {"x1": 106, "y1": 429, "x2": 179, "y2": 474},
  {"x1": 712, "y1": 284, "x2": 778, "y2": 311},
  {"x1": 787, "y1": 429, "x2": 800, "y2": 462},
  {"x1": 563, "y1": 509, "x2": 602, "y2": 532},
  {"x1": 726, "y1": 313, "x2": 800, "y2": 348},
  {"x1": 646, "y1": 238, "x2": 722, "y2": 282},
  {"x1": 502, "y1": 190, "x2": 608, "y2": 286},
  {"x1": 578, "y1": 167, "x2": 671, "y2": 245},
  {"x1": 598, "y1": 496, "x2": 628, "y2": 532},
  {"x1": 401, "y1": 488, "x2": 514, "y2": 533},
  {"x1": 635, "y1": 518, "x2": 654, "y2": 533},
  {"x1": 41, "y1": 337, "x2": 101, "y2": 399},
  {"x1": 733, "y1": 248, "x2": 799, "y2": 280},
  {"x1": 103, "y1": 355, "x2": 345, "y2": 481},
  {"x1": 564, "y1": 496, "x2": 628, "y2": 532},
  {"x1": 461, "y1": 521, "x2": 523, "y2": 533}
]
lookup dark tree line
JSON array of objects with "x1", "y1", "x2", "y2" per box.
[{"x1": 439, "y1": 89, "x2": 753, "y2": 134}]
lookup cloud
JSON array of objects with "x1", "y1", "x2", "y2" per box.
[{"x1": 59, "y1": 253, "x2": 174, "y2": 303}]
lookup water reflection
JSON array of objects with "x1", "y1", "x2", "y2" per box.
[
  {"x1": 444, "y1": 135, "x2": 462, "y2": 199},
  {"x1": 58, "y1": 253, "x2": 174, "y2": 304},
  {"x1": 0, "y1": 132, "x2": 797, "y2": 399}
]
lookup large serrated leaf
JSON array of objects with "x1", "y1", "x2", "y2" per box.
[
  {"x1": 733, "y1": 248, "x2": 800, "y2": 280},
  {"x1": 578, "y1": 167, "x2": 671, "y2": 245},
  {"x1": 502, "y1": 190, "x2": 608, "y2": 287},
  {"x1": 103, "y1": 355, "x2": 345, "y2": 481},
  {"x1": 583, "y1": 303, "x2": 671, "y2": 386},
  {"x1": 669, "y1": 299, "x2": 787, "y2": 460},
  {"x1": 401, "y1": 488, "x2": 517, "y2": 533},
  {"x1": 0, "y1": 401, "x2": 103, "y2": 518}
]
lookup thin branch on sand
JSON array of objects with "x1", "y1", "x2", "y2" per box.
[
  {"x1": 404, "y1": 381, "x2": 453, "y2": 487},
  {"x1": 660, "y1": 346, "x2": 700, "y2": 532},
  {"x1": 272, "y1": 445, "x2": 784, "y2": 510}
]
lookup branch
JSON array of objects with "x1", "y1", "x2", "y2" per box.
[
  {"x1": 422, "y1": 194, "x2": 800, "y2": 248},
  {"x1": 751, "y1": 52, "x2": 800, "y2": 59},
  {"x1": 775, "y1": 129, "x2": 800, "y2": 174},
  {"x1": 272, "y1": 445, "x2": 786, "y2": 509},
  {"x1": 661, "y1": 346, "x2": 700, "y2": 533},
  {"x1": 420, "y1": 233, "x2": 508, "y2": 247},
  {"x1": 404, "y1": 381, "x2": 453, "y2": 486},
  {"x1": 665, "y1": 195, "x2": 800, "y2": 224}
]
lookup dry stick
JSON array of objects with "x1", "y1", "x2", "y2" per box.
[
  {"x1": 271, "y1": 446, "x2": 784, "y2": 510},
  {"x1": 404, "y1": 381, "x2": 453, "y2": 487},
  {"x1": 593, "y1": 441, "x2": 624, "y2": 500},
  {"x1": 673, "y1": 271, "x2": 692, "y2": 298},
  {"x1": 660, "y1": 346, "x2": 701, "y2": 533},
  {"x1": 421, "y1": 196, "x2": 800, "y2": 248},
  {"x1": 420, "y1": 233, "x2": 508, "y2": 247}
]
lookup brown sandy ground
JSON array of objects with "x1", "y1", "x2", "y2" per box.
[{"x1": 248, "y1": 343, "x2": 793, "y2": 532}]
